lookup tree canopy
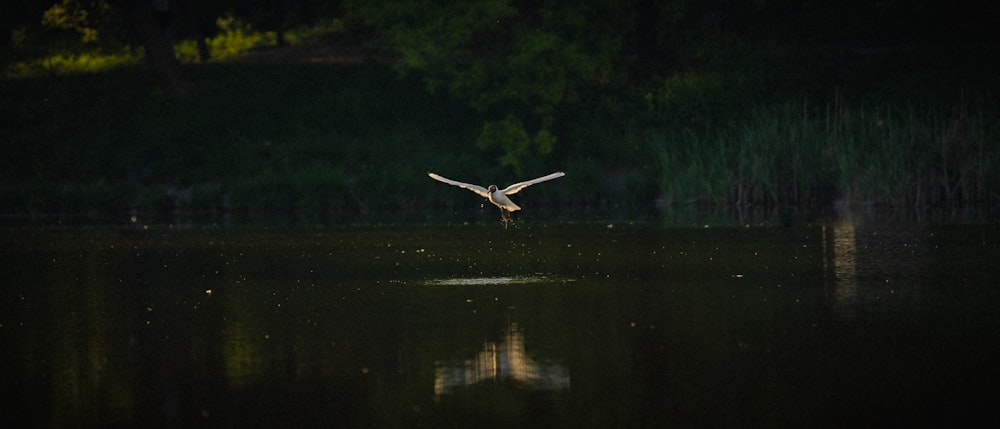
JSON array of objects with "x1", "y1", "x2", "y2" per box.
[{"x1": 347, "y1": 0, "x2": 635, "y2": 173}]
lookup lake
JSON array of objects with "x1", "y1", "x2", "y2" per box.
[{"x1": 2, "y1": 218, "x2": 999, "y2": 428}]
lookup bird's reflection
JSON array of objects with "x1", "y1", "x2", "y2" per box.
[{"x1": 434, "y1": 322, "x2": 569, "y2": 396}]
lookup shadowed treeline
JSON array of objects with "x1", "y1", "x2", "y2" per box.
[{"x1": 1, "y1": 1, "x2": 998, "y2": 218}]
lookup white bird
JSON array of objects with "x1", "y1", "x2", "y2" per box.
[{"x1": 428, "y1": 171, "x2": 566, "y2": 221}]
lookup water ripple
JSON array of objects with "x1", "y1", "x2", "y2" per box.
[{"x1": 421, "y1": 275, "x2": 573, "y2": 286}]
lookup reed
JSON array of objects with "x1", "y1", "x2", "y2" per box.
[{"x1": 654, "y1": 96, "x2": 999, "y2": 208}]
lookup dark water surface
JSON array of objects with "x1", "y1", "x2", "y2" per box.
[{"x1": 3, "y1": 222, "x2": 999, "y2": 428}]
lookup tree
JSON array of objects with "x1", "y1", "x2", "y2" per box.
[
  {"x1": 111, "y1": 0, "x2": 196, "y2": 98},
  {"x1": 347, "y1": 0, "x2": 631, "y2": 173}
]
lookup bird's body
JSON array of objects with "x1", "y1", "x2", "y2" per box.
[
  {"x1": 487, "y1": 185, "x2": 521, "y2": 212},
  {"x1": 428, "y1": 171, "x2": 565, "y2": 221}
]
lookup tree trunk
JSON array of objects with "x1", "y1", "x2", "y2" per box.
[
  {"x1": 178, "y1": 0, "x2": 212, "y2": 62},
  {"x1": 119, "y1": 0, "x2": 196, "y2": 98}
]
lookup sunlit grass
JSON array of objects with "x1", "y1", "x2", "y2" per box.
[
  {"x1": 174, "y1": 15, "x2": 280, "y2": 62},
  {"x1": 281, "y1": 18, "x2": 347, "y2": 44},
  {"x1": 4, "y1": 49, "x2": 142, "y2": 77}
]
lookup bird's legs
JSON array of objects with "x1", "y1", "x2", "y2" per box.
[{"x1": 499, "y1": 208, "x2": 512, "y2": 222}]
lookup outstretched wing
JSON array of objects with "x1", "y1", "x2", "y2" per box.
[
  {"x1": 428, "y1": 172, "x2": 490, "y2": 198},
  {"x1": 502, "y1": 172, "x2": 566, "y2": 195}
]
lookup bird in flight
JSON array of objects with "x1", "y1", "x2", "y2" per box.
[{"x1": 428, "y1": 171, "x2": 565, "y2": 221}]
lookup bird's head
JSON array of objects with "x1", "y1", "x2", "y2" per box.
[{"x1": 488, "y1": 184, "x2": 498, "y2": 193}]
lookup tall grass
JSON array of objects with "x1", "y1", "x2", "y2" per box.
[{"x1": 654, "y1": 96, "x2": 999, "y2": 208}]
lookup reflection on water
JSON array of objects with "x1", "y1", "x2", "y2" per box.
[
  {"x1": 832, "y1": 225, "x2": 857, "y2": 284},
  {"x1": 822, "y1": 223, "x2": 941, "y2": 322},
  {"x1": 824, "y1": 225, "x2": 858, "y2": 309},
  {"x1": 2, "y1": 223, "x2": 999, "y2": 428},
  {"x1": 222, "y1": 301, "x2": 265, "y2": 390},
  {"x1": 434, "y1": 321, "x2": 569, "y2": 396}
]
